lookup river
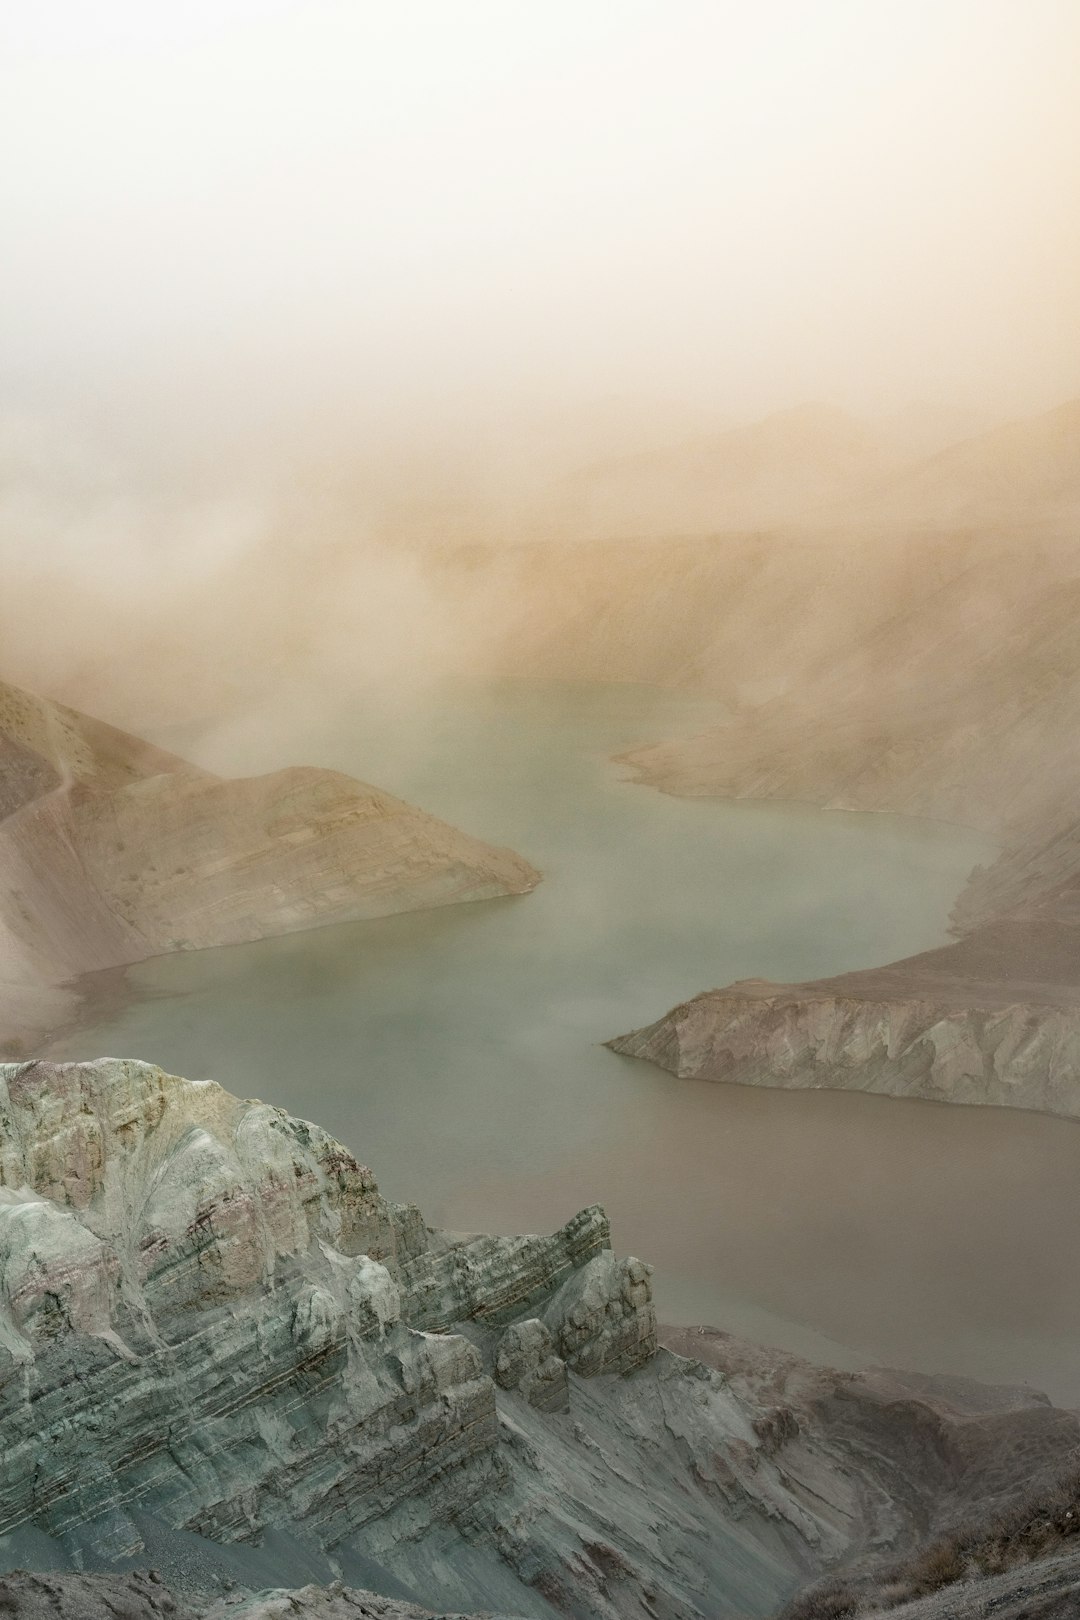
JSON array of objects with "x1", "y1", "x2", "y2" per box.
[{"x1": 45, "y1": 682, "x2": 1080, "y2": 1402}]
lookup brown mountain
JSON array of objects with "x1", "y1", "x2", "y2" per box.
[
  {"x1": 559, "y1": 402, "x2": 899, "y2": 537},
  {"x1": 0, "y1": 679, "x2": 538, "y2": 1054}
]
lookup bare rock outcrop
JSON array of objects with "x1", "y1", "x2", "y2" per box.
[
  {"x1": 0, "y1": 1062, "x2": 1075, "y2": 1616},
  {"x1": 607, "y1": 925, "x2": 1080, "y2": 1118},
  {"x1": 0, "y1": 1059, "x2": 848, "y2": 1617},
  {"x1": 492, "y1": 1320, "x2": 568, "y2": 1413},
  {"x1": 608, "y1": 744, "x2": 1080, "y2": 1116},
  {"x1": 0, "y1": 1569, "x2": 515, "y2": 1618},
  {"x1": 663, "y1": 1327, "x2": 1080, "y2": 1620}
]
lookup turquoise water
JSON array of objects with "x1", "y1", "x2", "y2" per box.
[{"x1": 47, "y1": 683, "x2": 1080, "y2": 1401}]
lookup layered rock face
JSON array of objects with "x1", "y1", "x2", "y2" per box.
[
  {"x1": 0, "y1": 1059, "x2": 830, "y2": 1618},
  {"x1": 608, "y1": 806, "x2": 1080, "y2": 1115},
  {"x1": 664, "y1": 1328, "x2": 1080, "y2": 1620},
  {"x1": 0, "y1": 1571, "x2": 507, "y2": 1619},
  {"x1": 0, "y1": 1062, "x2": 1075, "y2": 1617},
  {"x1": 0, "y1": 680, "x2": 538, "y2": 1054},
  {"x1": 607, "y1": 923, "x2": 1080, "y2": 1118}
]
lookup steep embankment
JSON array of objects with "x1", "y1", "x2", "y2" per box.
[
  {"x1": 607, "y1": 826, "x2": 1080, "y2": 1119},
  {"x1": 0, "y1": 680, "x2": 538, "y2": 1053},
  {"x1": 608, "y1": 926, "x2": 1080, "y2": 1118},
  {"x1": 0, "y1": 1060, "x2": 1076, "y2": 1619}
]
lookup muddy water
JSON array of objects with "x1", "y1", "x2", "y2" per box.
[{"x1": 48, "y1": 683, "x2": 1080, "y2": 1402}]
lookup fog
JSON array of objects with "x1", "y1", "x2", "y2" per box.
[
  {"x1": 2, "y1": 0, "x2": 1079, "y2": 731},
  {"x1": 5, "y1": 0, "x2": 1079, "y2": 419}
]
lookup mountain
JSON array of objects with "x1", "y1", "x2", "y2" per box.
[
  {"x1": 831, "y1": 398, "x2": 1080, "y2": 530},
  {"x1": 604, "y1": 547, "x2": 1080, "y2": 1117},
  {"x1": 559, "y1": 402, "x2": 898, "y2": 537},
  {"x1": 589, "y1": 402, "x2": 1080, "y2": 1115},
  {"x1": 606, "y1": 915, "x2": 1080, "y2": 1118},
  {"x1": 0, "y1": 679, "x2": 539, "y2": 1055},
  {"x1": 0, "y1": 1058, "x2": 1075, "y2": 1617},
  {"x1": 614, "y1": 529, "x2": 1080, "y2": 833}
]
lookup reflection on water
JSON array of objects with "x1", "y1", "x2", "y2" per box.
[{"x1": 47, "y1": 684, "x2": 1080, "y2": 1402}]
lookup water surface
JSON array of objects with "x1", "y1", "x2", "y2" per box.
[{"x1": 48, "y1": 684, "x2": 1080, "y2": 1402}]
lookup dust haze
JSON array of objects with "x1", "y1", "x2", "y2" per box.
[
  {"x1": 2, "y1": 0, "x2": 1079, "y2": 751},
  {"x1": 6, "y1": 1, "x2": 1080, "y2": 1446}
]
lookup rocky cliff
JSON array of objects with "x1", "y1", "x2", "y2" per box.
[
  {"x1": 607, "y1": 680, "x2": 1080, "y2": 1117},
  {"x1": 607, "y1": 915, "x2": 1080, "y2": 1118},
  {"x1": 2, "y1": 1059, "x2": 1073, "y2": 1618},
  {"x1": 608, "y1": 890, "x2": 1080, "y2": 1118},
  {"x1": 0, "y1": 680, "x2": 539, "y2": 1055},
  {"x1": 0, "y1": 1057, "x2": 794, "y2": 1618},
  {"x1": 0, "y1": 1061, "x2": 1074, "y2": 1617},
  {"x1": 0, "y1": 1571, "x2": 518, "y2": 1619}
]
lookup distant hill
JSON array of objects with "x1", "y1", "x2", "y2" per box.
[
  {"x1": 559, "y1": 402, "x2": 899, "y2": 536},
  {"x1": 547, "y1": 397, "x2": 1080, "y2": 539},
  {"x1": 0, "y1": 678, "x2": 539, "y2": 1054},
  {"x1": 830, "y1": 398, "x2": 1080, "y2": 529}
]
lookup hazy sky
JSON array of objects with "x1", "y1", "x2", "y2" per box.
[{"x1": 2, "y1": 0, "x2": 1079, "y2": 444}]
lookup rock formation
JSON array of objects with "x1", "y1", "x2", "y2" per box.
[
  {"x1": 0, "y1": 1571, "x2": 513, "y2": 1619},
  {"x1": 0, "y1": 1057, "x2": 781, "y2": 1617},
  {"x1": 606, "y1": 917, "x2": 1080, "y2": 1118},
  {"x1": 0, "y1": 680, "x2": 539, "y2": 1055},
  {"x1": 607, "y1": 867, "x2": 1080, "y2": 1116},
  {"x1": 666, "y1": 1327, "x2": 1080, "y2": 1620},
  {"x1": 1, "y1": 1059, "x2": 1073, "y2": 1617}
]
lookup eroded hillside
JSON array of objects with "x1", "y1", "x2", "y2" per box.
[
  {"x1": 0, "y1": 680, "x2": 538, "y2": 1054},
  {"x1": 0, "y1": 1059, "x2": 1075, "y2": 1618}
]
